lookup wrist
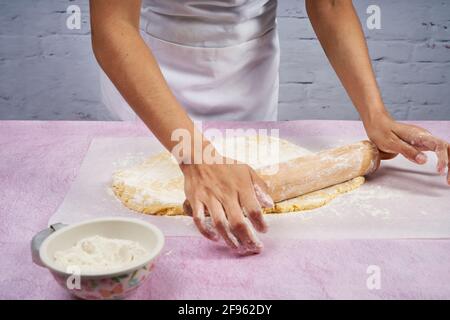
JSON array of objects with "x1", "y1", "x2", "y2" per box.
[
  {"x1": 178, "y1": 139, "x2": 224, "y2": 171},
  {"x1": 361, "y1": 104, "x2": 392, "y2": 129}
]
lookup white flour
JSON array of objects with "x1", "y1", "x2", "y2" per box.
[
  {"x1": 330, "y1": 184, "x2": 403, "y2": 219},
  {"x1": 54, "y1": 235, "x2": 147, "y2": 272}
]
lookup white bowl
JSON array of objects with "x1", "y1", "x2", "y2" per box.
[{"x1": 32, "y1": 217, "x2": 164, "y2": 299}]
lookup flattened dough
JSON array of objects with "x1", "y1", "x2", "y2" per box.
[{"x1": 111, "y1": 135, "x2": 365, "y2": 215}]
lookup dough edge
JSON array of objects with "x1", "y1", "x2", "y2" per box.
[{"x1": 112, "y1": 176, "x2": 365, "y2": 216}]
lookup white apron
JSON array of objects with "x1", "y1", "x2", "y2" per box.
[{"x1": 100, "y1": 0, "x2": 280, "y2": 121}]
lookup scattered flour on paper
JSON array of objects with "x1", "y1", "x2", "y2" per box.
[
  {"x1": 112, "y1": 152, "x2": 147, "y2": 169},
  {"x1": 328, "y1": 184, "x2": 403, "y2": 219}
]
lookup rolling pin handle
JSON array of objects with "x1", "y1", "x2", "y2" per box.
[{"x1": 362, "y1": 140, "x2": 382, "y2": 175}]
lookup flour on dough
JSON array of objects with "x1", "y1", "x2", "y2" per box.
[{"x1": 111, "y1": 135, "x2": 365, "y2": 215}]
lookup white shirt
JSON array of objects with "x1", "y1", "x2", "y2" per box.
[
  {"x1": 100, "y1": 0, "x2": 281, "y2": 121},
  {"x1": 140, "y1": 0, "x2": 277, "y2": 47}
]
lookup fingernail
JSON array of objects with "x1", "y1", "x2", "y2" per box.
[
  {"x1": 415, "y1": 153, "x2": 427, "y2": 164},
  {"x1": 236, "y1": 246, "x2": 251, "y2": 256},
  {"x1": 236, "y1": 244, "x2": 262, "y2": 256},
  {"x1": 204, "y1": 218, "x2": 220, "y2": 241},
  {"x1": 251, "y1": 238, "x2": 263, "y2": 248},
  {"x1": 209, "y1": 232, "x2": 220, "y2": 241}
]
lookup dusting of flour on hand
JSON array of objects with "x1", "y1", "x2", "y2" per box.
[{"x1": 54, "y1": 235, "x2": 147, "y2": 272}]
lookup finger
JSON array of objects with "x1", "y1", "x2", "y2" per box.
[
  {"x1": 394, "y1": 135, "x2": 427, "y2": 164},
  {"x1": 249, "y1": 169, "x2": 269, "y2": 194},
  {"x1": 413, "y1": 135, "x2": 449, "y2": 175},
  {"x1": 249, "y1": 170, "x2": 274, "y2": 208},
  {"x1": 239, "y1": 190, "x2": 267, "y2": 233},
  {"x1": 183, "y1": 200, "x2": 219, "y2": 241},
  {"x1": 240, "y1": 219, "x2": 264, "y2": 256},
  {"x1": 206, "y1": 198, "x2": 239, "y2": 249},
  {"x1": 223, "y1": 199, "x2": 262, "y2": 255},
  {"x1": 395, "y1": 124, "x2": 450, "y2": 183},
  {"x1": 253, "y1": 184, "x2": 275, "y2": 208},
  {"x1": 434, "y1": 142, "x2": 448, "y2": 176}
]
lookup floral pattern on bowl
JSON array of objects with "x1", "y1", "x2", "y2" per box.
[{"x1": 52, "y1": 261, "x2": 156, "y2": 300}]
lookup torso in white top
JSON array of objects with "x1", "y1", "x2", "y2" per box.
[{"x1": 100, "y1": 0, "x2": 280, "y2": 121}]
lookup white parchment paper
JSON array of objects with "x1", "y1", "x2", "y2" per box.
[{"x1": 50, "y1": 136, "x2": 450, "y2": 239}]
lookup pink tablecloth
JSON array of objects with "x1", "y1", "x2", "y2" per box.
[{"x1": 0, "y1": 120, "x2": 449, "y2": 299}]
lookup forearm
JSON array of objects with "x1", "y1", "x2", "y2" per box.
[
  {"x1": 306, "y1": 0, "x2": 388, "y2": 124},
  {"x1": 90, "y1": 2, "x2": 204, "y2": 156}
]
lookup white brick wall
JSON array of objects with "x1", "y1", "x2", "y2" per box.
[
  {"x1": 278, "y1": 0, "x2": 450, "y2": 120},
  {"x1": 0, "y1": 0, "x2": 449, "y2": 120}
]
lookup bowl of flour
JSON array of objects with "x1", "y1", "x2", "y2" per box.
[{"x1": 32, "y1": 217, "x2": 164, "y2": 299}]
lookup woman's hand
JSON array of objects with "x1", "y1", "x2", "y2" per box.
[
  {"x1": 180, "y1": 155, "x2": 274, "y2": 255},
  {"x1": 365, "y1": 113, "x2": 450, "y2": 184}
]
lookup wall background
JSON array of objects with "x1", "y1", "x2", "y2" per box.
[{"x1": 0, "y1": 0, "x2": 449, "y2": 121}]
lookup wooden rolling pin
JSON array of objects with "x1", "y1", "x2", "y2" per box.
[
  {"x1": 183, "y1": 140, "x2": 380, "y2": 214},
  {"x1": 257, "y1": 140, "x2": 380, "y2": 202}
]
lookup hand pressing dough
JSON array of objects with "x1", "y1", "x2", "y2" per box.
[{"x1": 111, "y1": 135, "x2": 364, "y2": 216}]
